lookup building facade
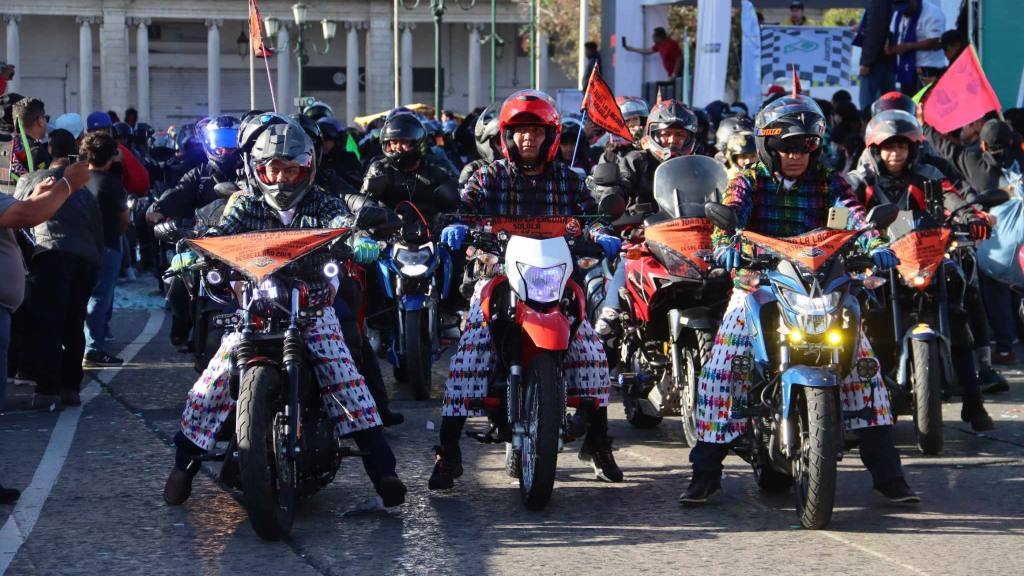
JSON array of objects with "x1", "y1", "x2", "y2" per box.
[{"x1": 1, "y1": 0, "x2": 574, "y2": 129}]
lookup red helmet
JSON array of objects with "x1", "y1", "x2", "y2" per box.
[{"x1": 498, "y1": 89, "x2": 561, "y2": 167}]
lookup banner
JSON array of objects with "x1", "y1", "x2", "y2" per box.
[
  {"x1": 249, "y1": 0, "x2": 273, "y2": 58},
  {"x1": 188, "y1": 228, "x2": 347, "y2": 282},
  {"x1": 582, "y1": 65, "x2": 634, "y2": 143},
  {"x1": 760, "y1": 26, "x2": 854, "y2": 90},
  {"x1": 923, "y1": 47, "x2": 1001, "y2": 134},
  {"x1": 692, "y1": 0, "x2": 731, "y2": 108},
  {"x1": 740, "y1": 0, "x2": 762, "y2": 109}
]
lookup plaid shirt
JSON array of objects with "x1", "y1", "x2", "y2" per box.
[
  {"x1": 461, "y1": 159, "x2": 596, "y2": 216},
  {"x1": 713, "y1": 161, "x2": 882, "y2": 250},
  {"x1": 209, "y1": 187, "x2": 349, "y2": 237}
]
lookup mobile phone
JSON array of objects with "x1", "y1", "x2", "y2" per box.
[
  {"x1": 826, "y1": 207, "x2": 849, "y2": 230},
  {"x1": 67, "y1": 154, "x2": 80, "y2": 163}
]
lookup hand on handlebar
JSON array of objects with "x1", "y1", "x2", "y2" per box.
[
  {"x1": 350, "y1": 236, "x2": 381, "y2": 264},
  {"x1": 869, "y1": 247, "x2": 899, "y2": 271},
  {"x1": 593, "y1": 233, "x2": 622, "y2": 260},
  {"x1": 441, "y1": 223, "x2": 468, "y2": 251},
  {"x1": 168, "y1": 250, "x2": 197, "y2": 274},
  {"x1": 714, "y1": 245, "x2": 741, "y2": 271}
]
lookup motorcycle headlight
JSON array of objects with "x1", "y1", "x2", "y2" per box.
[
  {"x1": 254, "y1": 277, "x2": 287, "y2": 306},
  {"x1": 516, "y1": 263, "x2": 567, "y2": 304},
  {"x1": 395, "y1": 246, "x2": 433, "y2": 277},
  {"x1": 780, "y1": 289, "x2": 842, "y2": 316}
]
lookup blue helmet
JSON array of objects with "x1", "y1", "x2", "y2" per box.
[{"x1": 197, "y1": 115, "x2": 241, "y2": 174}]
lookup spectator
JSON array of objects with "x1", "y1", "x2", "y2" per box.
[
  {"x1": 10, "y1": 97, "x2": 51, "y2": 180},
  {"x1": 80, "y1": 131, "x2": 129, "y2": 368},
  {"x1": 440, "y1": 109, "x2": 458, "y2": 134},
  {"x1": 858, "y1": 0, "x2": 896, "y2": 109},
  {"x1": 889, "y1": 0, "x2": 947, "y2": 95},
  {"x1": 786, "y1": 1, "x2": 810, "y2": 25},
  {"x1": 86, "y1": 111, "x2": 151, "y2": 197},
  {"x1": 832, "y1": 89, "x2": 853, "y2": 109},
  {"x1": 940, "y1": 29, "x2": 966, "y2": 63},
  {"x1": 622, "y1": 27, "x2": 683, "y2": 79},
  {"x1": 124, "y1": 107, "x2": 138, "y2": 129},
  {"x1": 13, "y1": 129, "x2": 103, "y2": 406},
  {"x1": 584, "y1": 41, "x2": 601, "y2": 82},
  {"x1": 54, "y1": 113, "x2": 85, "y2": 140},
  {"x1": 0, "y1": 61, "x2": 14, "y2": 97}
]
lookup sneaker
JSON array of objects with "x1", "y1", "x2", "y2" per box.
[
  {"x1": 83, "y1": 351, "x2": 124, "y2": 367},
  {"x1": 679, "y1": 473, "x2": 722, "y2": 507},
  {"x1": 163, "y1": 466, "x2": 199, "y2": 505},
  {"x1": 873, "y1": 477, "x2": 920, "y2": 504},
  {"x1": 380, "y1": 408, "x2": 405, "y2": 427},
  {"x1": 578, "y1": 436, "x2": 624, "y2": 482},
  {"x1": 427, "y1": 444, "x2": 463, "y2": 490},
  {"x1": 0, "y1": 484, "x2": 20, "y2": 505},
  {"x1": 980, "y1": 366, "x2": 1010, "y2": 394},
  {"x1": 993, "y1": 350, "x2": 1016, "y2": 365},
  {"x1": 377, "y1": 475, "x2": 407, "y2": 507},
  {"x1": 961, "y1": 397, "x2": 995, "y2": 432}
]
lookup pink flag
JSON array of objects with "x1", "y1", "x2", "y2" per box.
[{"x1": 923, "y1": 47, "x2": 1001, "y2": 134}]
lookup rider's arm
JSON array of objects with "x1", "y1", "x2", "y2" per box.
[
  {"x1": 459, "y1": 162, "x2": 491, "y2": 214},
  {"x1": 152, "y1": 166, "x2": 201, "y2": 219},
  {"x1": 710, "y1": 171, "x2": 756, "y2": 246}
]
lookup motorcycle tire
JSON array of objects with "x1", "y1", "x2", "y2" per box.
[
  {"x1": 911, "y1": 339, "x2": 943, "y2": 455},
  {"x1": 680, "y1": 331, "x2": 713, "y2": 447},
  {"x1": 404, "y1": 309, "x2": 432, "y2": 401},
  {"x1": 519, "y1": 353, "x2": 563, "y2": 511},
  {"x1": 792, "y1": 387, "x2": 838, "y2": 530},
  {"x1": 236, "y1": 366, "x2": 296, "y2": 541},
  {"x1": 622, "y1": 340, "x2": 663, "y2": 429},
  {"x1": 505, "y1": 442, "x2": 521, "y2": 478}
]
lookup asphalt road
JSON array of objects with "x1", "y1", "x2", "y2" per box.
[{"x1": 2, "y1": 306, "x2": 1024, "y2": 576}]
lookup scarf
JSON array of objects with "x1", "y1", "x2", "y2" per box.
[{"x1": 892, "y1": 7, "x2": 919, "y2": 89}]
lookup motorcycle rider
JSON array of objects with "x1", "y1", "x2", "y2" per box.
[
  {"x1": 597, "y1": 96, "x2": 648, "y2": 165},
  {"x1": 847, "y1": 110, "x2": 995, "y2": 430},
  {"x1": 428, "y1": 89, "x2": 624, "y2": 488},
  {"x1": 681, "y1": 94, "x2": 920, "y2": 506},
  {"x1": 316, "y1": 116, "x2": 363, "y2": 190},
  {"x1": 458, "y1": 104, "x2": 500, "y2": 186},
  {"x1": 163, "y1": 116, "x2": 406, "y2": 508}
]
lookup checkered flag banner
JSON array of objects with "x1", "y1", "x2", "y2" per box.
[{"x1": 760, "y1": 26, "x2": 855, "y2": 89}]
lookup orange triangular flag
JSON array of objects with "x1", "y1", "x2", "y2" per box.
[
  {"x1": 249, "y1": 0, "x2": 274, "y2": 58},
  {"x1": 581, "y1": 64, "x2": 635, "y2": 142}
]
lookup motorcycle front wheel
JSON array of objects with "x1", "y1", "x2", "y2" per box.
[
  {"x1": 237, "y1": 366, "x2": 296, "y2": 540},
  {"x1": 404, "y1": 309, "x2": 433, "y2": 401},
  {"x1": 791, "y1": 387, "x2": 838, "y2": 530},
  {"x1": 679, "y1": 331, "x2": 713, "y2": 447},
  {"x1": 519, "y1": 353, "x2": 563, "y2": 511},
  {"x1": 911, "y1": 339, "x2": 943, "y2": 455}
]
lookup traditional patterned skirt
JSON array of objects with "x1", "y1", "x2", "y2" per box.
[
  {"x1": 441, "y1": 280, "x2": 610, "y2": 418},
  {"x1": 696, "y1": 289, "x2": 893, "y2": 444},
  {"x1": 180, "y1": 306, "x2": 381, "y2": 451}
]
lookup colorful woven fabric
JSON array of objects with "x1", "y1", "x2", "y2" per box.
[
  {"x1": 210, "y1": 187, "x2": 349, "y2": 236},
  {"x1": 461, "y1": 159, "x2": 595, "y2": 217}
]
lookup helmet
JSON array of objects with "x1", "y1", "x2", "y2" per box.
[
  {"x1": 715, "y1": 116, "x2": 754, "y2": 149},
  {"x1": 380, "y1": 113, "x2": 427, "y2": 170},
  {"x1": 112, "y1": 122, "x2": 134, "y2": 141},
  {"x1": 865, "y1": 109, "x2": 924, "y2": 169},
  {"x1": 291, "y1": 113, "x2": 325, "y2": 166},
  {"x1": 134, "y1": 122, "x2": 154, "y2": 148},
  {"x1": 316, "y1": 117, "x2": 345, "y2": 142},
  {"x1": 617, "y1": 96, "x2": 649, "y2": 140},
  {"x1": 644, "y1": 100, "x2": 698, "y2": 161},
  {"x1": 498, "y1": 89, "x2": 560, "y2": 168},
  {"x1": 197, "y1": 115, "x2": 241, "y2": 174},
  {"x1": 302, "y1": 100, "x2": 334, "y2": 121},
  {"x1": 753, "y1": 95, "x2": 826, "y2": 172},
  {"x1": 474, "y1": 104, "x2": 501, "y2": 163},
  {"x1": 561, "y1": 114, "x2": 584, "y2": 140},
  {"x1": 723, "y1": 131, "x2": 757, "y2": 169},
  {"x1": 238, "y1": 112, "x2": 290, "y2": 153},
  {"x1": 871, "y1": 91, "x2": 917, "y2": 118},
  {"x1": 248, "y1": 119, "x2": 317, "y2": 212}
]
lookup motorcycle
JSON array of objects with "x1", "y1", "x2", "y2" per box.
[
  {"x1": 186, "y1": 226, "x2": 364, "y2": 540},
  {"x1": 457, "y1": 215, "x2": 607, "y2": 510},
  {"x1": 614, "y1": 156, "x2": 732, "y2": 441},
  {"x1": 862, "y1": 188, "x2": 1009, "y2": 455},
  {"x1": 705, "y1": 200, "x2": 899, "y2": 529}
]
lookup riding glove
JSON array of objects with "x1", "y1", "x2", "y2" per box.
[
  {"x1": 351, "y1": 236, "x2": 381, "y2": 265},
  {"x1": 870, "y1": 247, "x2": 899, "y2": 270},
  {"x1": 169, "y1": 250, "x2": 198, "y2": 274},
  {"x1": 713, "y1": 245, "x2": 741, "y2": 271},
  {"x1": 593, "y1": 233, "x2": 623, "y2": 260},
  {"x1": 440, "y1": 224, "x2": 469, "y2": 251}
]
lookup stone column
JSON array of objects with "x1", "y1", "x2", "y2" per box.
[
  {"x1": 467, "y1": 24, "x2": 483, "y2": 110},
  {"x1": 537, "y1": 32, "x2": 549, "y2": 92},
  {"x1": 400, "y1": 24, "x2": 414, "y2": 105},
  {"x1": 345, "y1": 22, "x2": 362, "y2": 121},
  {"x1": 206, "y1": 19, "x2": 222, "y2": 116},
  {"x1": 365, "y1": 17, "x2": 394, "y2": 110},
  {"x1": 4, "y1": 16, "x2": 20, "y2": 95},
  {"x1": 276, "y1": 26, "x2": 291, "y2": 113},
  {"x1": 78, "y1": 17, "x2": 94, "y2": 117},
  {"x1": 132, "y1": 18, "x2": 151, "y2": 123},
  {"x1": 99, "y1": 8, "x2": 129, "y2": 116}
]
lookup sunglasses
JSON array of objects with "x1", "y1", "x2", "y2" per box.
[{"x1": 774, "y1": 136, "x2": 821, "y2": 154}]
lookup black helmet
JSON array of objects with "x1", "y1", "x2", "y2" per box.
[
  {"x1": 197, "y1": 115, "x2": 241, "y2": 174},
  {"x1": 248, "y1": 119, "x2": 317, "y2": 212},
  {"x1": 133, "y1": 122, "x2": 154, "y2": 148},
  {"x1": 474, "y1": 104, "x2": 501, "y2": 163},
  {"x1": 380, "y1": 113, "x2": 426, "y2": 170},
  {"x1": 644, "y1": 100, "x2": 698, "y2": 161},
  {"x1": 864, "y1": 109, "x2": 924, "y2": 171},
  {"x1": 754, "y1": 95, "x2": 826, "y2": 173},
  {"x1": 871, "y1": 91, "x2": 917, "y2": 118},
  {"x1": 112, "y1": 122, "x2": 133, "y2": 141},
  {"x1": 290, "y1": 113, "x2": 324, "y2": 165},
  {"x1": 302, "y1": 100, "x2": 334, "y2": 122},
  {"x1": 316, "y1": 117, "x2": 345, "y2": 142}
]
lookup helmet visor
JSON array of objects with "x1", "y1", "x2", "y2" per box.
[
  {"x1": 205, "y1": 126, "x2": 239, "y2": 155},
  {"x1": 256, "y1": 157, "x2": 312, "y2": 186},
  {"x1": 771, "y1": 135, "x2": 821, "y2": 154}
]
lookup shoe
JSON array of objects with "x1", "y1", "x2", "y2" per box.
[
  {"x1": 0, "y1": 484, "x2": 20, "y2": 505},
  {"x1": 380, "y1": 409, "x2": 405, "y2": 427},
  {"x1": 163, "y1": 466, "x2": 198, "y2": 505},
  {"x1": 679, "y1": 473, "x2": 722, "y2": 507},
  {"x1": 427, "y1": 444, "x2": 463, "y2": 490},
  {"x1": 993, "y1": 350, "x2": 1016, "y2": 365},
  {"x1": 873, "y1": 477, "x2": 920, "y2": 504},
  {"x1": 83, "y1": 351, "x2": 124, "y2": 367},
  {"x1": 31, "y1": 393, "x2": 61, "y2": 410},
  {"x1": 980, "y1": 366, "x2": 1010, "y2": 394},
  {"x1": 578, "y1": 436, "x2": 624, "y2": 483},
  {"x1": 961, "y1": 396, "x2": 995, "y2": 432},
  {"x1": 377, "y1": 476, "x2": 407, "y2": 507},
  {"x1": 60, "y1": 389, "x2": 82, "y2": 407}
]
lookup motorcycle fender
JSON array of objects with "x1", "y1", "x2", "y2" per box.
[
  {"x1": 400, "y1": 293, "x2": 428, "y2": 311},
  {"x1": 480, "y1": 275, "x2": 508, "y2": 321},
  {"x1": 677, "y1": 306, "x2": 715, "y2": 331},
  {"x1": 515, "y1": 301, "x2": 572, "y2": 351},
  {"x1": 743, "y1": 289, "x2": 775, "y2": 367},
  {"x1": 376, "y1": 258, "x2": 395, "y2": 300},
  {"x1": 896, "y1": 323, "x2": 952, "y2": 388},
  {"x1": 780, "y1": 366, "x2": 838, "y2": 423}
]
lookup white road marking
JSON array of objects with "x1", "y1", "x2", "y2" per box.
[{"x1": 0, "y1": 310, "x2": 164, "y2": 574}]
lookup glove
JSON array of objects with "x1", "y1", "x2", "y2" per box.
[
  {"x1": 169, "y1": 250, "x2": 197, "y2": 274},
  {"x1": 593, "y1": 233, "x2": 623, "y2": 260},
  {"x1": 351, "y1": 236, "x2": 381, "y2": 265},
  {"x1": 713, "y1": 245, "x2": 741, "y2": 271},
  {"x1": 969, "y1": 219, "x2": 991, "y2": 241},
  {"x1": 870, "y1": 247, "x2": 899, "y2": 271},
  {"x1": 441, "y1": 224, "x2": 469, "y2": 251}
]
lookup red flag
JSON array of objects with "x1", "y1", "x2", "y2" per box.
[
  {"x1": 249, "y1": 0, "x2": 274, "y2": 58},
  {"x1": 791, "y1": 65, "x2": 802, "y2": 96},
  {"x1": 581, "y1": 64, "x2": 634, "y2": 142},
  {"x1": 923, "y1": 47, "x2": 1001, "y2": 134}
]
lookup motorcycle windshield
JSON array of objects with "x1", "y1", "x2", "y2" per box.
[
  {"x1": 188, "y1": 228, "x2": 348, "y2": 282},
  {"x1": 744, "y1": 228, "x2": 861, "y2": 274},
  {"x1": 652, "y1": 155, "x2": 729, "y2": 219},
  {"x1": 644, "y1": 217, "x2": 714, "y2": 276}
]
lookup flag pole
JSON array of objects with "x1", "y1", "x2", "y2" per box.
[
  {"x1": 249, "y1": 1, "x2": 255, "y2": 110},
  {"x1": 571, "y1": 109, "x2": 587, "y2": 171}
]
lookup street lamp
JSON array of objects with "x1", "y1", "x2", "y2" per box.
[
  {"x1": 286, "y1": 3, "x2": 336, "y2": 110},
  {"x1": 402, "y1": 0, "x2": 476, "y2": 116}
]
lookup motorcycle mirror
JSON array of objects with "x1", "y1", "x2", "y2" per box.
[
  {"x1": 590, "y1": 163, "x2": 620, "y2": 186},
  {"x1": 598, "y1": 191, "x2": 626, "y2": 219},
  {"x1": 213, "y1": 181, "x2": 240, "y2": 200},
  {"x1": 705, "y1": 201, "x2": 738, "y2": 231},
  {"x1": 865, "y1": 203, "x2": 899, "y2": 229},
  {"x1": 976, "y1": 188, "x2": 1011, "y2": 209}
]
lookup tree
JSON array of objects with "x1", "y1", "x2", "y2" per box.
[{"x1": 514, "y1": 0, "x2": 601, "y2": 80}]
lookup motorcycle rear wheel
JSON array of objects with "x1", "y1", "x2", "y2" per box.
[
  {"x1": 237, "y1": 366, "x2": 296, "y2": 541},
  {"x1": 519, "y1": 353, "x2": 563, "y2": 511},
  {"x1": 404, "y1": 309, "x2": 433, "y2": 401},
  {"x1": 792, "y1": 387, "x2": 838, "y2": 530},
  {"x1": 911, "y1": 339, "x2": 943, "y2": 455}
]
